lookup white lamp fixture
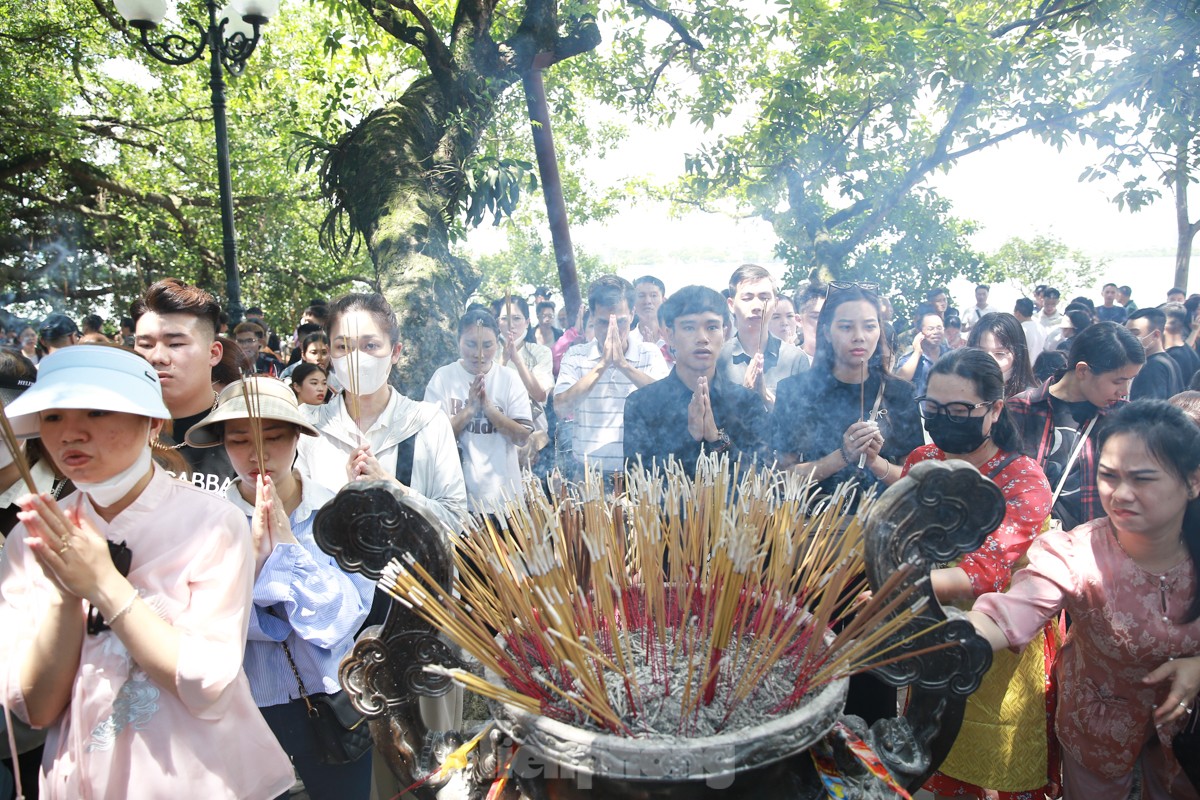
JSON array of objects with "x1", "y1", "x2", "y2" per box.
[
  {"x1": 233, "y1": 0, "x2": 279, "y2": 24},
  {"x1": 113, "y1": 0, "x2": 169, "y2": 28},
  {"x1": 219, "y1": 4, "x2": 257, "y2": 40}
]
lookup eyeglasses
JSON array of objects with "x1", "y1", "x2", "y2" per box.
[
  {"x1": 914, "y1": 397, "x2": 991, "y2": 423},
  {"x1": 982, "y1": 348, "x2": 1014, "y2": 362},
  {"x1": 825, "y1": 281, "x2": 880, "y2": 298},
  {"x1": 88, "y1": 540, "x2": 133, "y2": 635},
  {"x1": 236, "y1": 337, "x2": 259, "y2": 346}
]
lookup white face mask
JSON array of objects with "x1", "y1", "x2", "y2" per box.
[
  {"x1": 331, "y1": 351, "x2": 393, "y2": 396},
  {"x1": 75, "y1": 447, "x2": 152, "y2": 507}
]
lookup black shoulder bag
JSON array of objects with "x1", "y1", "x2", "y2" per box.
[{"x1": 281, "y1": 641, "x2": 372, "y2": 765}]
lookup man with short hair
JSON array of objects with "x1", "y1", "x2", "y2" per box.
[
  {"x1": 532, "y1": 300, "x2": 562, "y2": 347},
  {"x1": 963, "y1": 284, "x2": 998, "y2": 330},
  {"x1": 895, "y1": 308, "x2": 948, "y2": 396},
  {"x1": 1161, "y1": 302, "x2": 1200, "y2": 386},
  {"x1": 1168, "y1": 287, "x2": 1187, "y2": 303},
  {"x1": 624, "y1": 286, "x2": 768, "y2": 476},
  {"x1": 1117, "y1": 285, "x2": 1137, "y2": 314},
  {"x1": 1037, "y1": 287, "x2": 1063, "y2": 330},
  {"x1": 632, "y1": 275, "x2": 668, "y2": 353},
  {"x1": 794, "y1": 283, "x2": 824, "y2": 359},
  {"x1": 1096, "y1": 283, "x2": 1127, "y2": 323},
  {"x1": 1013, "y1": 297, "x2": 1046, "y2": 355},
  {"x1": 244, "y1": 305, "x2": 281, "y2": 352},
  {"x1": 1126, "y1": 308, "x2": 1183, "y2": 400},
  {"x1": 37, "y1": 313, "x2": 79, "y2": 356},
  {"x1": 554, "y1": 275, "x2": 669, "y2": 476},
  {"x1": 717, "y1": 264, "x2": 810, "y2": 410},
  {"x1": 234, "y1": 320, "x2": 284, "y2": 375},
  {"x1": 132, "y1": 278, "x2": 237, "y2": 494}
]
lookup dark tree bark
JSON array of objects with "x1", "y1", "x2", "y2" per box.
[{"x1": 321, "y1": 0, "x2": 600, "y2": 396}]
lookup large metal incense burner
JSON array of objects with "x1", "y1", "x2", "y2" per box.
[{"x1": 313, "y1": 461, "x2": 1002, "y2": 799}]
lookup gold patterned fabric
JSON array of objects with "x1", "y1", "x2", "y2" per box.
[{"x1": 937, "y1": 627, "x2": 1055, "y2": 791}]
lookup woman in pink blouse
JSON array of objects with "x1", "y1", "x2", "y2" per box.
[
  {"x1": 970, "y1": 400, "x2": 1200, "y2": 799},
  {"x1": 0, "y1": 346, "x2": 293, "y2": 800},
  {"x1": 904, "y1": 348, "x2": 1056, "y2": 799}
]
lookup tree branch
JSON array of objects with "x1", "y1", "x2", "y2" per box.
[
  {"x1": 990, "y1": 0, "x2": 1098, "y2": 40},
  {"x1": 625, "y1": 0, "x2": 705, "y2": 50},
  {"x1": 359, "y1": 0, "x2": 453, "y2": 79}
]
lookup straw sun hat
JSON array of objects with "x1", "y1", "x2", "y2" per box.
[{"x1": 185, "y1": 377, "x2": 319, "y2": 448}]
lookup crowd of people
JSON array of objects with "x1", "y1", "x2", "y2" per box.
[{"x1": 0, "y1": 269, "x2": 1198, "y2": 799}]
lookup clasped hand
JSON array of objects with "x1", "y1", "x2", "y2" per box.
[
  {"x1": 18, "y1": 492, "x2": 121, "y2": 604},
  {"x1": 842, "y1": 420, "x2": 883, "y2": 460},
  {"x1": 601, "y1": 315, "x2": 629, "y2": 370},
  {"x1": 687, "y1": 376, "x2": 719, "y2": 442},
  {"x1": 250, "y1": 475, "x2": 297, "y2": 574}
]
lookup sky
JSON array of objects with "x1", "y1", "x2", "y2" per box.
[{"x1": 467, "y1": 109, "x2": 1185, "y2": 312}]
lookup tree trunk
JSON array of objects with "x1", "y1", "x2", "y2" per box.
[
  {"x1": 328, "y1": 76, "x2": 500, "y2": 396},
  {"x1": 1174, "y1": 137, "x2": 1197, "y2": 293}
]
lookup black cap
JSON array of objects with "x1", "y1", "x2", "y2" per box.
[
  {"x1": 39, "y1": 313, "x2": 79, "y2": 341},
  {"x1": 533, "y1": 286, "x2": 552, "y2": 297}
]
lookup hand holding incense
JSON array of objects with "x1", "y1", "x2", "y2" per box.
[{"x1": 0, "y1": 394, "x2": 37, "y2": 494}]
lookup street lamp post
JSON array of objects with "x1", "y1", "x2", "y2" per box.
[{"x1": 113, "y1": 0, "x2": 278, "y2": 325}]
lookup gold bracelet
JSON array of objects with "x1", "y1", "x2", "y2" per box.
[
  {"x1": 108, "y1": 590, "x2": 139, "y2": 626},
  {"x1": 878, "y1": 461, "x2": 892, "y2": 481}
]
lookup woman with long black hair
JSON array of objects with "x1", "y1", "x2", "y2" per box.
[
  {"x1": 970, "y1": 400, "x2": 1200, "y2": 798},
  {"x1": 967, "y1": 312, "x2": 1037, "y2": 399},
  {"x1": 908, "y1": 348, "x2": 1056, "y2": 800},
  {"x1": 772, "y1": 283, "x2": 922, "y2": 497}
]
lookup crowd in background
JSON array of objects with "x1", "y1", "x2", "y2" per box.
[{"x1": 0, "y1": 268, "x2": 1199, "y2": 799}]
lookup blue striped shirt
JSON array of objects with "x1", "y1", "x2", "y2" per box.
[{"x1": 227, "y1": 478, "x2": 375, "y2": 707}]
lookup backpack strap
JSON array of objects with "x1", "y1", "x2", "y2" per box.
[{"x1": 394, "y1": 431, "x2": 417, "y2": 487}]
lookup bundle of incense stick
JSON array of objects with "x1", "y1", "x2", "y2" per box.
[
  {"x1": 381, "y1": 458, "x2": 944, "y2": 737},
  {"x1": 0, "y1": 395, "x2": 36, "y2": 493},
  {"x1": 345, "y1": 319, "x2": 361, "y2": 427},
  {"x1": 503, "y1": 287, "x2": 513, "y2": 366},
  {"x1": 237, "y1": 375, "x2": 267, "y2": 474}
]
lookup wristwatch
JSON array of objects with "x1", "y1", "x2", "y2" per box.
[{"x1": 707, "y1": 428, "x2": 732, "y2": 454}]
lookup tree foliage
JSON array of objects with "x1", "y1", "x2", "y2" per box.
[
  {"x1": 1075, "y1": 0, "x2": 1200, "y2": 288},
  {"x1": 0, "y1": 0, "x2": 379, "y2": 330},
  {"x1": 673, "y1": 0, "x2": 1142, "y2": 291},
  {"x1": 982, "y1": 234, "x2": 1103, "y2": 298}
]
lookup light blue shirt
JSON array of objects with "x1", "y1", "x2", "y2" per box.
[{"x1": 228, "y1": 478, "x2": 375, "y2": 707}]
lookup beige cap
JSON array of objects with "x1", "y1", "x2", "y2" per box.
[{"x1": 185, "y1": 377, "x2": 319, "y2": 448}]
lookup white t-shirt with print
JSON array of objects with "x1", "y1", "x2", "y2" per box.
[{"x1": 424, "y1": 361, "x2": 532, "y2": 514}]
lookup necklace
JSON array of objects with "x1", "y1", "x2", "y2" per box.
[{"x1": 155, "y1": 390, "x2": 220, "y2": 452}]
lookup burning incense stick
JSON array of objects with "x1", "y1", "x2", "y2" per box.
[
  {"x1": 238, "y1": 376, "x2": 267, "y2": 475},
  {"x1": 0, "y1": 394, "x2": 36, "y2": 493},
  {"x1": 346, "y1": 318, "x2": 361, "y2": 430},
  {"x1": 380, "y1": 458, "x2": 936, "y2": 738},
  {"x1": 858, "y1": 360, "x2": 869, "y2": 469},
  {"x1": 503, "y1": 287, "x2": 514, "y2": 366}
]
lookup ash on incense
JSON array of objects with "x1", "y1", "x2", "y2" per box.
[{"x1": 385, "y1": 457, "x2": 932, "y2": 740}]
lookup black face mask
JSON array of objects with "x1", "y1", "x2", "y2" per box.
[{"x1": 924, "y1": 414, "x2": 990, "y2": 455}]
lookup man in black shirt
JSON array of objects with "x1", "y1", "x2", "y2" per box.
[
  {"x1": 132, "y1": 279, "x2": 238, "y2": 495},
  {"x1": 1162, "y1": 302, "x2": 1200, "y2": 387},
  {"x1": 1127, "y1": 308, "x2": 1183, "y2": 400},
  {"x1": 624, "y1": 285, "x2": 769, "y2": 476}
]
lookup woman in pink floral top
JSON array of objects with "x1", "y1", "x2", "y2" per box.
[
  {"x1": 904, "y1": 348, "x2": 1056, "y2": 799},
  {"x1": 971, "y1": 400, "x2": 1200, "y2": 799}
]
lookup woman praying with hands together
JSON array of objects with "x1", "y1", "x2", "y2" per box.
[
  {"x1": 186, "y1": 378, "x2": 375, "y2": 799},
  {"x1": 0, "y1": 346, "x2": 292, "y2": 800}
]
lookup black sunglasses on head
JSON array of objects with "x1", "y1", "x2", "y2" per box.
[{"x1": 824, "y1": 281, "x2": 880, "y2": 298}]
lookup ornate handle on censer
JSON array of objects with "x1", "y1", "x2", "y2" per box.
[
  {"x1": 858, "y1": 458, "x2": 1004, "y2": 791},
  {"x1": 312, "y1": 481, "x2": 465, "y2": 799}
]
